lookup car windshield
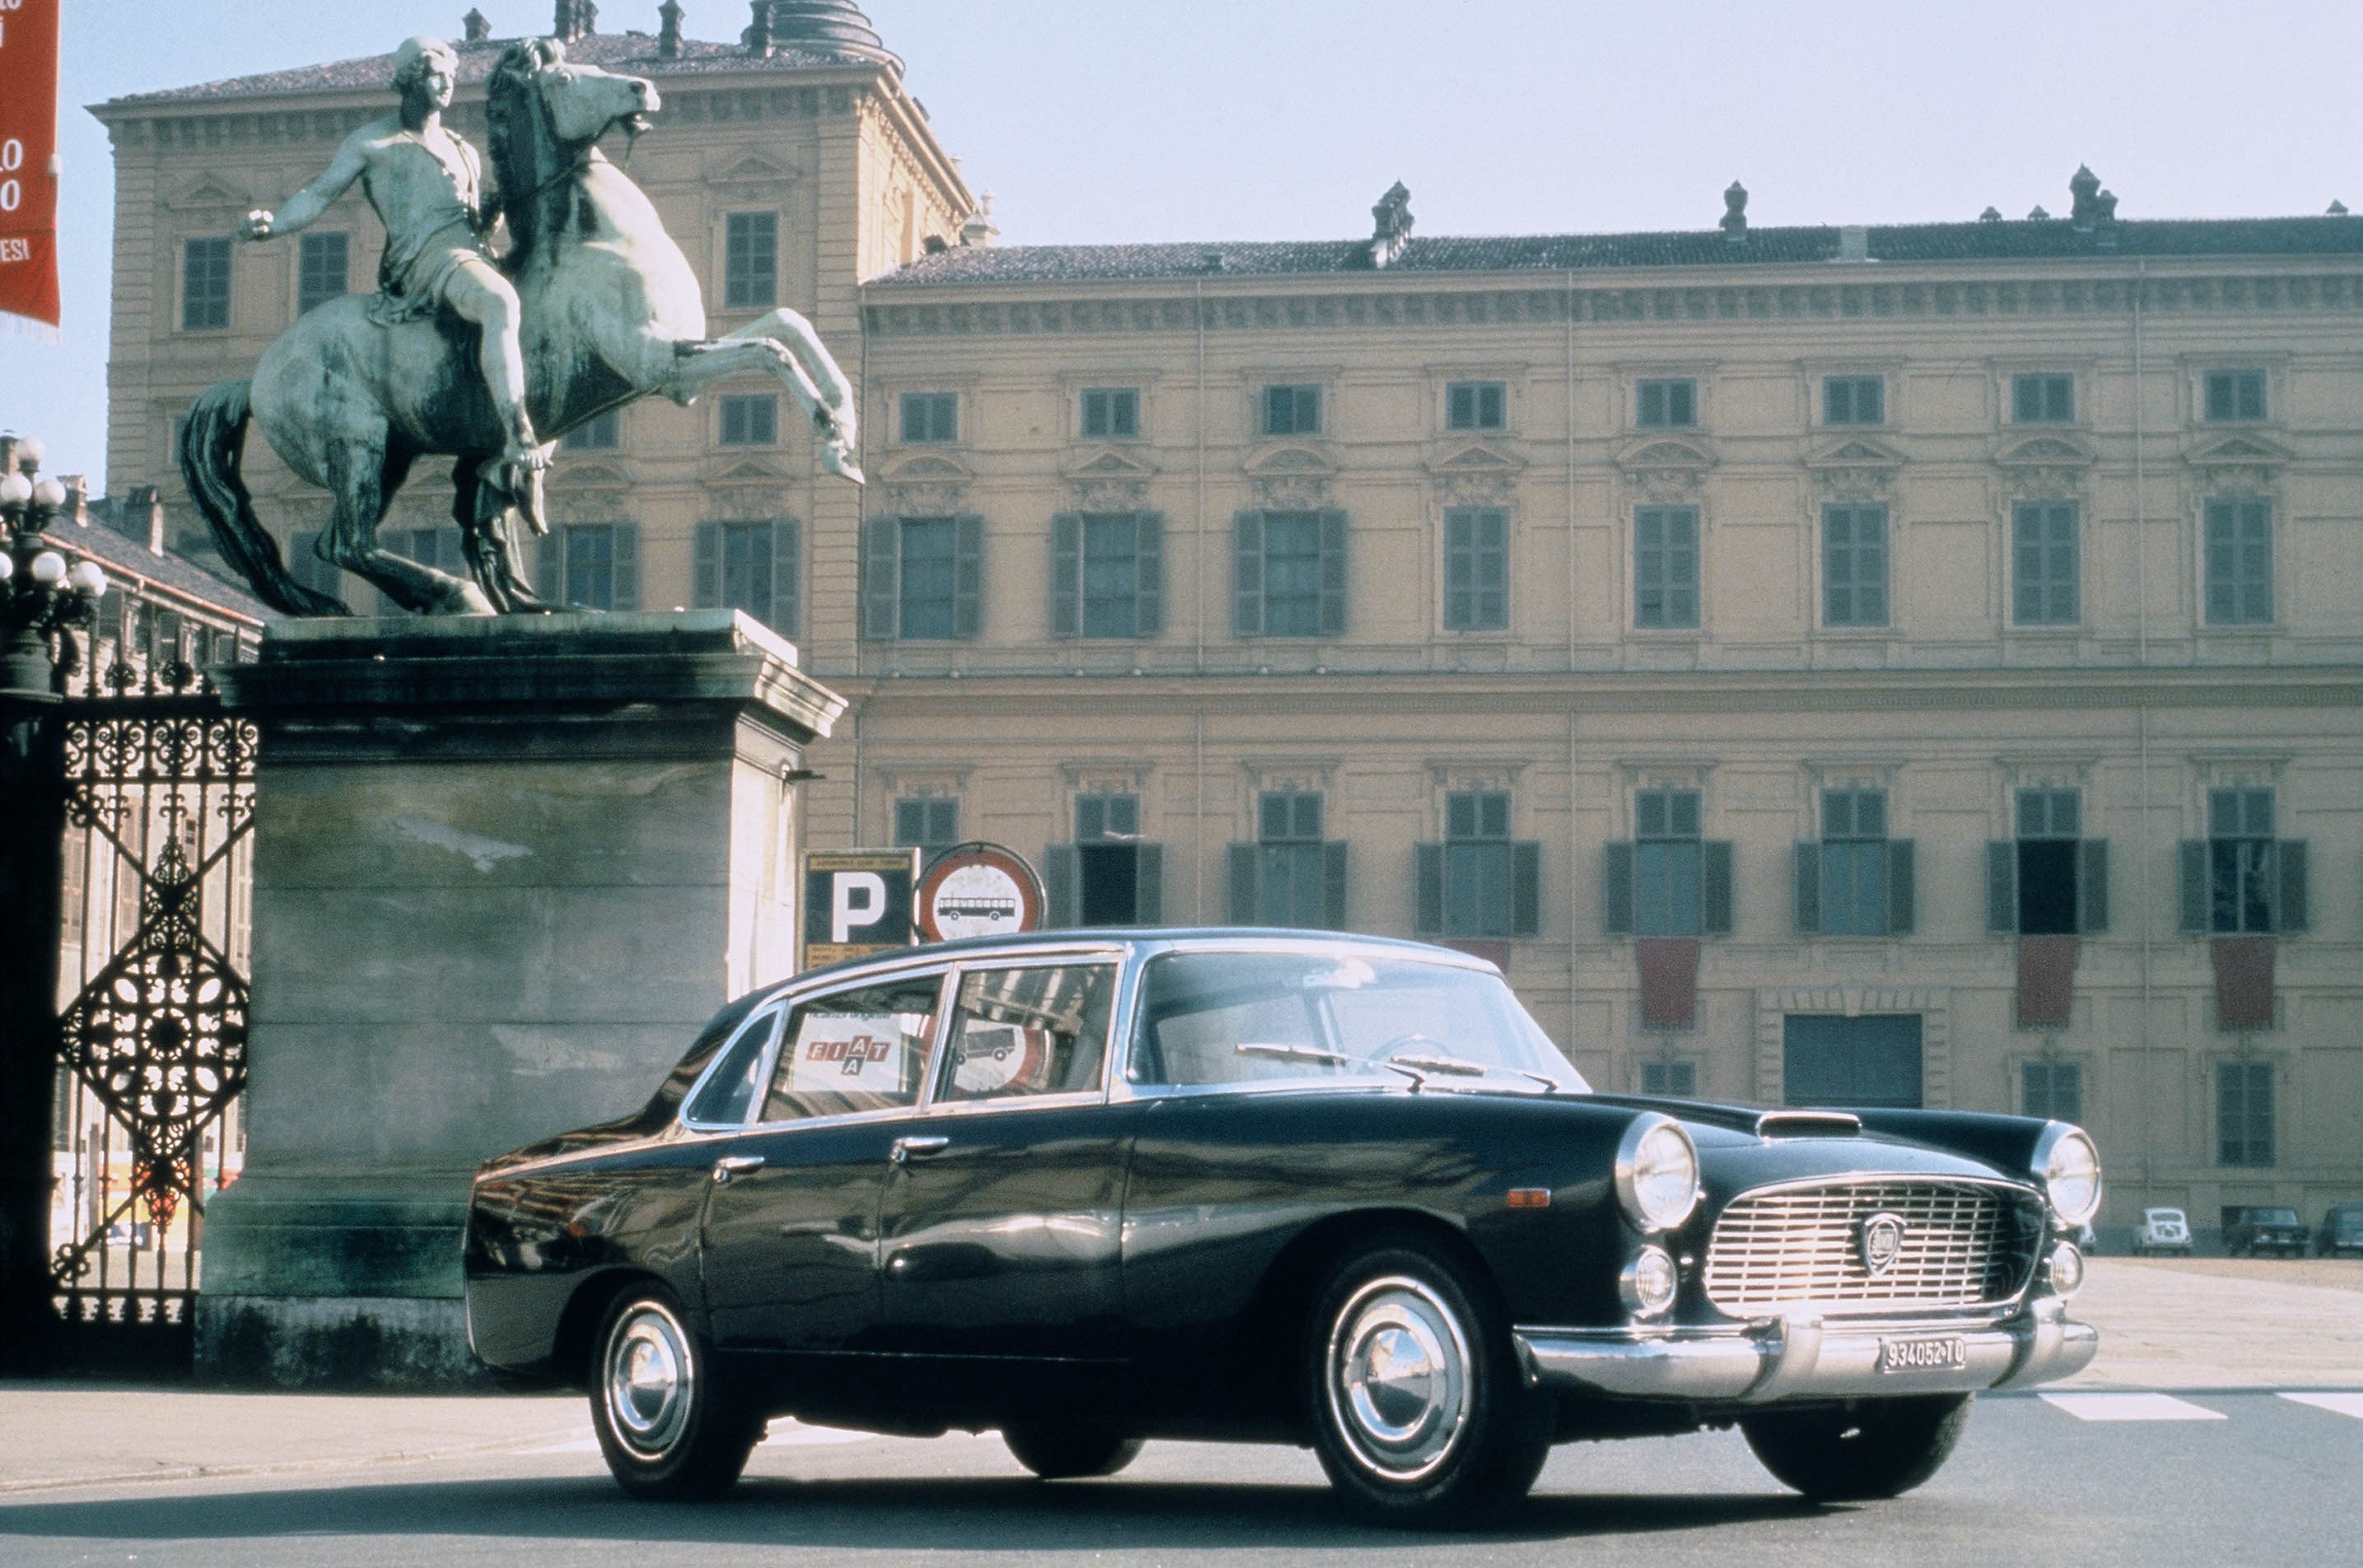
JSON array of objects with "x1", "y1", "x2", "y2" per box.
[{"x1": 1129, "y1": 950, "x2": 1587, "y2": 1091}]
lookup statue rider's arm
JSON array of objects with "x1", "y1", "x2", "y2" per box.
[{"x1": 240, "y1": 132, "x2": 371, "y2": 242}]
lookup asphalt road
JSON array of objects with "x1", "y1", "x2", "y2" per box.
[{"x1": 3, "y1": 1390, "x2": 2360, "y2": 1568}]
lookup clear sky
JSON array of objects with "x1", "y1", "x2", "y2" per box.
[{"x1": 7, "y1": 0, "x2": 2360, "y2": 491}]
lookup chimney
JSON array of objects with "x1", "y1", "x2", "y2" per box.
[
  {"x1": 462, "y1": 7, "x2": 491, "y2": 42},
  {"x1": 553, "y1": 0, "x2": 599, "y2": 40},
  {"x1": 960, "y1": 193, "x2": 999, "y2": 249},
  {"x1": 1368, "y1": 181, "x2": 1413, "y2": 268},
  {"x1": 658, "y1": 1, "x2": 684, "y2": 58},
  {"x1": 1720, "y1": 180, "x2": 1748, "y2": 244}
]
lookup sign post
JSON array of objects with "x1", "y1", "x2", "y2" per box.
[
  {"x1": 801, "y1": 848, "x2": 919, "y2": 969},
  {"x1": 914, "y1": 842, "x2": 1046, "y2": 943}
]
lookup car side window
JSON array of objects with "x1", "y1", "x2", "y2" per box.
[
  {"x1": 760, "y1": 974, "x2": 943, "y2": 1123},
  {"x1": 937, "y1": 963, "x2": 1116, "y2": 1103},
  {"x1": 683, "y1": 1003, "x2": 785, "y2": 1126}
]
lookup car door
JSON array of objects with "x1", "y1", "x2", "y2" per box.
[
  {"x1": 875, "y1": 956, "x2": 1135, "y2": 1365},
  {"x1": 699, "y1": 966, "x2": 948, "y2": 1356}
]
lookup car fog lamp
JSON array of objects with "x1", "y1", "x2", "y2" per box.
[
  {"x1": 2035, "y1": 1124, "x2": 2103, "y2": 1227},
  {"x1": 1622, "y1": 1245, "x2": 1679, "y2": 1318},
  {"x1": 2048, "y1": 1240, "x2": 2086, "y2": 1299},
  {"x1": 1615, "y1": 1114, "x2": 1700, "y2": 1232}
]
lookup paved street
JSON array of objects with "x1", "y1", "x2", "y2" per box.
[{"x1": 2, "y1": 1259, "x2": 2359, "y2": 1566}]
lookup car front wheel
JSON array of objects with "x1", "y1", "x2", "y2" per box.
[
  {"x1": 1741, "y1": 1394, "x2": 1972, "y2": 1502},
  {"x1": 590, "y1": 1287, "x2": 762, "y2": 1501},
  {"x1": 1303, "y1": 1245, "x2": 1551, "y2": 1529},
  {"x1": 1003, "y1": 1425, "x2": 1144, "y2": 1479}
]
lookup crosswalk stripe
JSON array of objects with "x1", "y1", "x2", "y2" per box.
[
  {"x1": 2280, "y1": 1392, "x2": 2363, "y2": 1420},
  {"x1": 2039, "y1": 1393, "x2": 2227, "y2": 1422}
]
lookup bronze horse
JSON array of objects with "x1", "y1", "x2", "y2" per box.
[{"x1": 180, "y1": 38, "x2": 861, "y2": 616}]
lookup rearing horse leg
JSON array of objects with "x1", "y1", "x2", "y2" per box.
[{"x1": 661, "y1": 311, "x2": 864, "y2": 483}]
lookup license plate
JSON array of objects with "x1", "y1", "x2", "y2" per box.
[{"x1": 1877, "y1": 1335, "x2": 1969, "y2": 1375}]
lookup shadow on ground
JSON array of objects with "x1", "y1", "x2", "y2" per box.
[{"x1": 0, "y1": 1474, "x2": 1820, "y2": 1548}]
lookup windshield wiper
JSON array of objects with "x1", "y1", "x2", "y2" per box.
[
  {"x1": 1387, "y1": 1053, "x2": 1562, "y2": 1094},
  {"x1": 1234, "y1": 1042, "x2": 1353, "y2": 1069}
]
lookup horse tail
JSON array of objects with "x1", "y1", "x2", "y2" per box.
[{"x1": 177, "y1": 379, "x2": 349, "y2": 616}]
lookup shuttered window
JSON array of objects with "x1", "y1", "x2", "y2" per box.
[
  {"x1": 1415, "y1": 790, "x2": 1540, "y2": 939},
  {"x1": 1234, "y1": 509, "x2": 1346, "y2": 638},
  {"x1": 1443, "y1": 507, "x2": 1508, "y2": 631},
  {"x1": 1051, "y1": 512, "x2": 1163, "y2": 640}
]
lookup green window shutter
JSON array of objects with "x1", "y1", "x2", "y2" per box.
[
  {"x1": 1042, "y1": 843, "x2": 1079, "y2": 928},
  {"x1": 2178, "y1": 840, "x2": 2209, "y2": 933},
  {"x1": 861, "y1": 517, "x2": 900, "y2": 639},
  {"x1": 1049, "y1": 512, "x2": 1083, "y2": 639},
  {"x1": 1885, "y1": 839, "x2": 1916, "y2": 936},
  {"x1": 952, "y1": 514, "x2": 985, "y2": 640},
  {"x1": 1702, "y1": 840, "x2": 1734, "y2": 937},
  {"x1": 1987, "y1": 841, "x2": 2018, "y2": 935},
  {"x1": 1511, "y1": 841, "x2": 1542, "y2": 938},
  {"x1": 1794, "y1": 840, "x2": 1823, "y2": 935},
  {"x1": 1415, "y1": 843, "x2": 1445, "y2": 936},
  {"x1": 611, "y1": 523, "x2": 640, "y2": 611},
  {"x1": 1135, "y1": 512, "x2": 1165, "y2": 639},
  {"x1": 1234, "y1": 510, "x2": 1265, "y2": 635},
  {"x1": 1322, "y1": 840, "x2": 1349, "y2": 929},
  {"x1": 1134, "y1": 843, "x2": 1164, "y2": 924},
  {"x1": 1317, "y1": 508, "x2": 1349, "y2": 637},
  {"x1": 767, "y1": 520, "x2": 814, "y2": 622},
  {"x1": 535, "y1": 533, "x2": 561, "y2": 605},
  {"x1": 2078, "y1": 839, "x2": 2110, "y2": 934},
  {"x1": 1227, "y1": 843, "x2": 1257, "y2": 924},
  {"x1": 2276, "y1": 840, "x2": 2309, "y2": 933},
  {"x1": 692, "y1": 520, "x2": 721, "y2": 609},
  {"x1": 1602, "y1": 840, "x2": 1635, "y2": 937}
]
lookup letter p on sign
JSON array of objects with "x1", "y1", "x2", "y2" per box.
[{"x1": 832, "y1": 871, "x2": 887, "y2": 943}]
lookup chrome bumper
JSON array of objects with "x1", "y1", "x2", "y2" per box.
[{"x1": 1515, "y1": 1296, "x2": 2097, "y2": 1404}]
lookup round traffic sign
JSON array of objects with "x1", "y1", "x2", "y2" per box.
[{"x1": 914, "y1": 842, "x2": 1045, "y2": 943}]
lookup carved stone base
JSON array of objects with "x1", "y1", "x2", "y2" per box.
[{"x1": 196, "y1": 612, "x2": 845, "y2": 1388}]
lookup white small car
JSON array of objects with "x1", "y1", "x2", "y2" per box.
[{"x1": 2133, "y1": 1207, "x2": 2192, "y2": 1255}]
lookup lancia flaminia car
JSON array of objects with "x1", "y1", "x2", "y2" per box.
[{"x1": 464, "y1": 930, "x2": 2102, "y2": 1528}]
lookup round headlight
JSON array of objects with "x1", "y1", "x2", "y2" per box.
[
  {"x1": 1615, "y1": 1114, "x2": 1700, "y2": 1232},
  {"x1": 2035, "y1": 1124, "x2": 2103, "y2": 1228},
  {"x1": 1622, "y1": 1245, "x2": 1679, "y2": 1318}
]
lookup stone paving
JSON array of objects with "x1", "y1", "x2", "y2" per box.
[{"x1": 2, "y1": 1256, "x2": 2356, "y2": 1493}]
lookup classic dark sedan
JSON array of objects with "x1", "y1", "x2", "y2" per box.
[{"x1": 465, "y1": 930, "x2": 2101, "y2": 1527}]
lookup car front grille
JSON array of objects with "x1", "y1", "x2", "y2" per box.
[{"x1": 1702, "y1": 1179, "x2": 2043, "y2": 1314}]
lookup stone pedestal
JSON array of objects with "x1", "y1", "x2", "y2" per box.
[{"x1": 198, "y1": 612, "x2": 844, "y2": 1386}]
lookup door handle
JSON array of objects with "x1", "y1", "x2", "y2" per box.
[
  {"x1": 889, "y1": 1135, "x2": 950, "y2": 1166},
  {"x1": 712, "y1": 1154, "x2": 765, "y2": 1184}
]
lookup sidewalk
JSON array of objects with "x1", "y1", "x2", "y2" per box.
[{"x1": 4, "y1": 1257, "x2": 2358, "y2": 1494}]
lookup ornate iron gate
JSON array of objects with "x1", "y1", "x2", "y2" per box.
[{"x1": 47, "y1": 662, "x2": 255, "y2": 1368}]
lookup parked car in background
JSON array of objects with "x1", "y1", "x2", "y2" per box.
[
  {"x1": 2225, "y1": 1206, "x2": 2307, "y2": 1257},
  {"x1": 2132, "y1": 1207, "x2": 2192, "y2": 1257},
  {"x1": 2319, "y1": 1203, "x2": 2363, "y2": 1259},
  {"x1": 464, "y1": 929, "x2": 2104, "y2": 1527}
]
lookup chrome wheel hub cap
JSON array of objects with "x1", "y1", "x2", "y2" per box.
[
  {"x1": 604, "y1": 1304, "x2": 694, "y2": 1458},
  {"x1": 1326, "y1": 1276, "x2": 1473, "y2": 1482}
]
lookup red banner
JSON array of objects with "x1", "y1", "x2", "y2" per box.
[{"x1": 0, "y1": 0, "x2": 60, "y2": 329}]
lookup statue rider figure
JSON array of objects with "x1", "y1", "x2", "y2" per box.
[{"x1": 240, "y1": 36, "x2": 548, "y2": 488}]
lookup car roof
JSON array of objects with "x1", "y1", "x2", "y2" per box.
[{"x1": 765, "y1": 926, "x2": 1500, "y2": 1003}]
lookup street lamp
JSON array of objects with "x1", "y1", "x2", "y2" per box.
[{"x1": 0, "y1": 431, "x2": 108, "y2": 1367}]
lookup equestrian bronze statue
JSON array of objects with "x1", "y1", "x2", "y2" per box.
[{"x1": 179, "y1": 35, "x2": 862, "y2": 616}]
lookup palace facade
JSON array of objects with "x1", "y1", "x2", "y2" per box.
[{"x1": 95, "y1": 3, "x2": 2363, "y2": 1238}]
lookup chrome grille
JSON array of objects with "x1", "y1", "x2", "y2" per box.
[{"x1": 1703, "y1": 1179, "x2": 2039, "y2": 1314}]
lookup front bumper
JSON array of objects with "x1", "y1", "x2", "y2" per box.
[{"x1": 1515, "y1": 1296, "x2": 2096, "y2": 1404}]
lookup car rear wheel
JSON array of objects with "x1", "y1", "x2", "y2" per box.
[
  {"x1": 1303, "y1": 1245, "x2": 1550, "y2": 1529},
  {"x1": 1002, "y1": 1425, "x2": 1144, "y2": 1479},
  {"x1": 1741, "y1": 1394, "x2": 1971, "y2": 1502},
  {"x1": 589, "y1": 1287, "x2": 762, "y2": 1501}
]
